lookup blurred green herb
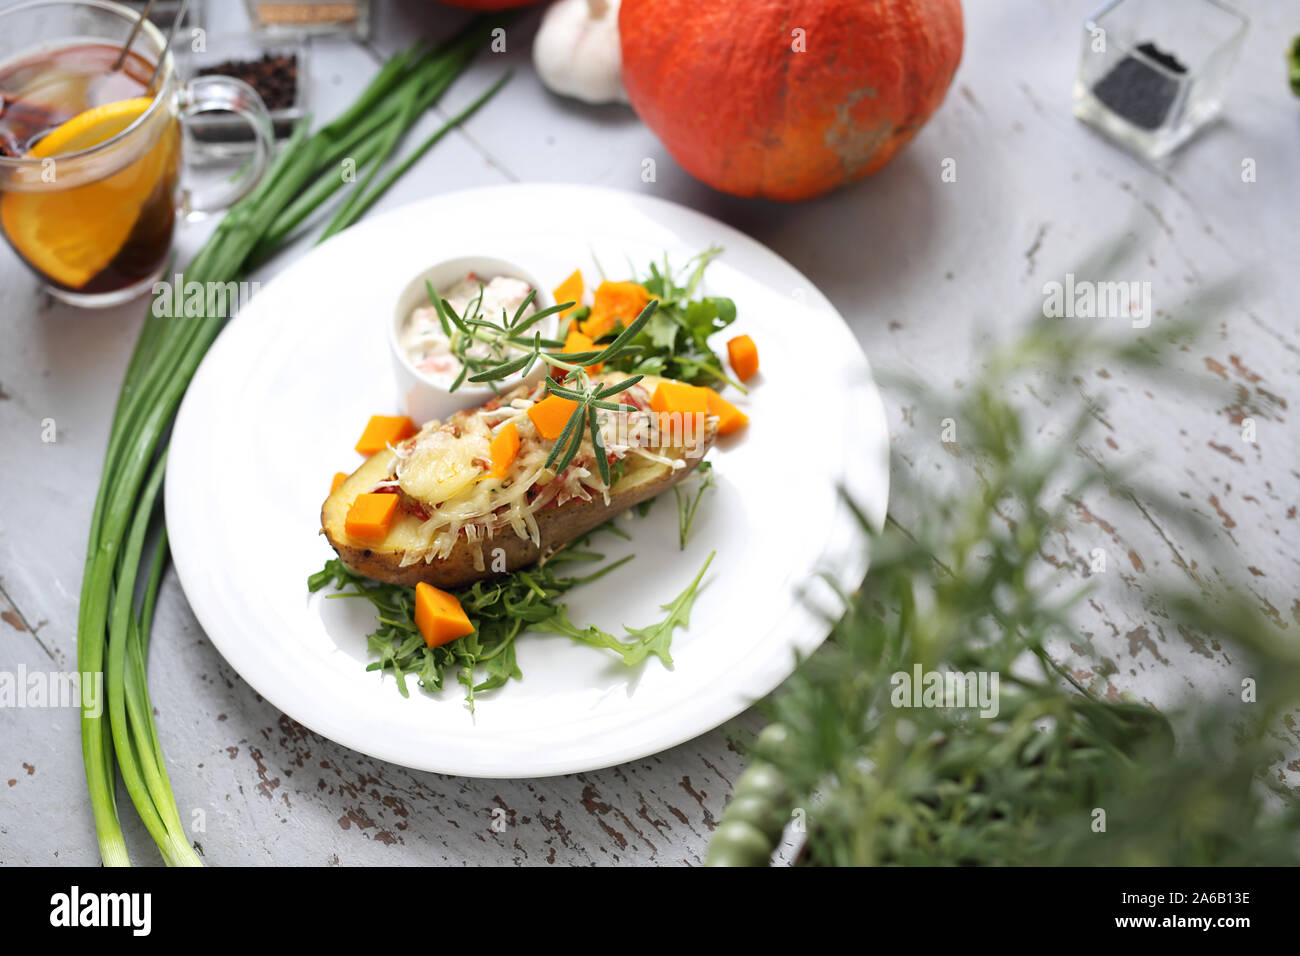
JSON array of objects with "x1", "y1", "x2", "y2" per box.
[
  {"x1": 707, "y1": 250, "x2": 1300, "y2": 866},
  {"x1": 1290, "y1": 34, "x2": 1300, "y2": 96}
]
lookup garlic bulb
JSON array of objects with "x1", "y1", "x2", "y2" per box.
[{"x1": 532, "y1": 0, "x2": 627, "y2": 105}]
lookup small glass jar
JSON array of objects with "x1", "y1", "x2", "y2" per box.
[
  {"x1": 175, "y1": 33, "x2": 308, "y2": 160},
  {"x1": 1073, "y1": 0, "x2": 1248, "y2": 160},
  {"x1": 245, "y1": 0, "x2": 371, "y2": 40}
]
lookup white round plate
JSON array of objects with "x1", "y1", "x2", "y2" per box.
[{"x1": 166, "y1": 184, "x2": 889, "y2": 778}]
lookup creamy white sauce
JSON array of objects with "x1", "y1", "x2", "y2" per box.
[{"x1": 400, "y1": 274, "x2": 537, "y2": 387}]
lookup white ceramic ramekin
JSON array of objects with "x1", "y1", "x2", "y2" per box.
[{"x1": 390, "y1": 256, "x2": 557, "y2": 425}]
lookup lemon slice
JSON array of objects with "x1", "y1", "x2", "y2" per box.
[
  {"x1": 26, "y1": 96, "x2": 154, "y2": 158},
  {"x1": 1, "y1": 97, "x2": 175, "y2": 289}
]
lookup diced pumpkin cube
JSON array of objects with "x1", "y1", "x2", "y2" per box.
[
  {"x1": 726, "y1": 334, "x2": 759, "y2": 382},
  {"x1": 485, "y1": 422, "x2": 520, "y2": 479},
  {"x1": 705, "y1": 387, "x2": 749, "y2": 436},
  {"x1": 528, "y1": 394, "x2": 579, "y2": 441},
  {"x1": 562, "y1": 329, "x2": 603, "y2": 374},
  {"x1": 345, "y1": 493, "x2": 399, "y2": 541},
  {"x1": 552, "y1": 269, "x2": 584, "y2": 318},
  {"x1": 355, "y1": 415, "x2": 417, "y2": 455},
  {"x1": 650, "y1": 381, "x2": 709, "y2": 415},
  {"x1": 582, "y1": 280, "x2": 651, "y2": 339},
  {"x1": 330, "y1": 472, "x2": 348, "y2": 494},
  {"x1": 651, "y1": 382, "x2": 709, "y2": 445},
  {"x1": 414, "y1": 582, "x2": 476, "y2": 648}
]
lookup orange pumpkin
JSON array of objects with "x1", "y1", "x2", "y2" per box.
[{"x1": 618, "y1": 0, "x2": 964, "y2": 201}]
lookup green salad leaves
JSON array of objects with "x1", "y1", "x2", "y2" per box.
[
  {"x1": 309, "y1": 537, "x2": 715, "y2": 707},
  {"x1": 602, "y1": 247, "x2": 743, "y2": 391}
]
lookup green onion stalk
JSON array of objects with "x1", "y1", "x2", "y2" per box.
[{"x1": 77, "y1": 19, "x2": 511, "y2": 866}]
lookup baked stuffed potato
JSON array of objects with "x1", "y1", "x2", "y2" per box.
[{"x1": 322, "y1": 373, "x2": 717, "y2": 587}]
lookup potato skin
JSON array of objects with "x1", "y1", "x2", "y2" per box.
[{"x1": 322, "y1": 408, "x2": 716, "y2": 588}]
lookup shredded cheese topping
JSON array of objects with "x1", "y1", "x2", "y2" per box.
[{"x1": 384, "y1": 375, "x2": 705, "y2": 566}]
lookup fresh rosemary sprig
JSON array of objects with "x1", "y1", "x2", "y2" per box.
[
  {"x1": 438, "y1": 291, "x2": 662, "y2": 483},
  {"x1": 537, "y1": 374, "x2": 643, "y2": 483},
  {"x1": 454, "y1": 289, "x2": 656, "y2": 386},
  {"x1": 432, "y1": 283, "x2": 571, "y2": 392}
]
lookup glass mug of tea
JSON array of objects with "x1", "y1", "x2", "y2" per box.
[{"x1": 0, "y1": 0, "x2": 273, "y2": 307}]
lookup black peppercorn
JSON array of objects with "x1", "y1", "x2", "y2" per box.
[{"x1": 197, "y1": 52, "x2": 298, "y2": 112}]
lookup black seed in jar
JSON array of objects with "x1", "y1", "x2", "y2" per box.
[
  {"x1": 196, "y1": 53, "x2": 298, "y2": 112},
  {"x1": 1092, "y1": 41, "x2": 1188, "y2": 131}
]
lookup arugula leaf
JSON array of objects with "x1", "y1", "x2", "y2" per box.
[
  {"x1": 616, "y1": 551, "x2": 714, "y2": 665},
  {"x1": 683, "y1": 298, "x2": 735, "y2": 349},
  {"x1": 475, "y1": 639, "x2": 521, "y2": 693},
  {"x1": 674, "y1": 460, "x2": 714, "y2": 549},
  {"x1": 533, "y1": 606, "x2": 626, "y2": 657},
  {"x1": 646, "y1": 312, "x2": 680, "y2": 352},
  {"x1": 538, "y1": 551, "x2": 714, "y2": 666}
]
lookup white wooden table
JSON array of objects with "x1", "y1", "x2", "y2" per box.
[{"x1": 2, "y1": 0, "x2": 1297, "y2": 865}]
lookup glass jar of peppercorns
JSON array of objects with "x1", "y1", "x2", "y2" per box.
[{"x1": 176, "y1": 34, "x2": 308, "y2": 159}]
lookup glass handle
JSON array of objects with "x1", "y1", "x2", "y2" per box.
[{"x1": 177, "y1": 75, "x2": 274, "y2": 215}]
